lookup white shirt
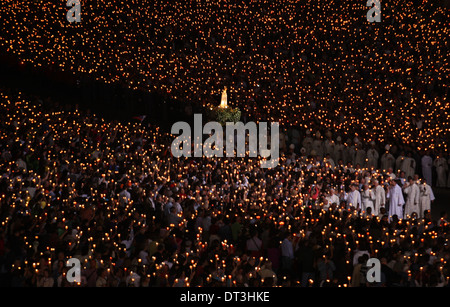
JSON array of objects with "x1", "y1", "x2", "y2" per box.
[
  {"x1": 326, "y1": 194, "x2": 340, "y2": 206},
  {"x1": 387, "y1": 184, "x2": 405, "y2": 219},
  {"x1": 346, "y1": 190, "x2": 361, "y2": 209}
]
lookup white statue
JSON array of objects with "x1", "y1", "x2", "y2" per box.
[{"x1": 220, "y1": 87, "x2": 228, "y2": 108}]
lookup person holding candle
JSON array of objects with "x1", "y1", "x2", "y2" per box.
[
  {"x1": 387, "y1": 179, "x2": 405, "y2": 222},
  {"x1": 403, "y1": 177, "x2": 420, "y2": 219},
  {"x1": 421, "y1": 151, "x2": 433, "y2": 187},
  {"x1": 419, "y1": 179, "x2": 434, "y2": 219},
  {"x1": 361, "y1": 183, "x2": 375, "y2": 215},
  {"x1": 372, "y1": 179, "x2": 386, "y2": 216},
  {"x1": 345, "y1": 183, "x2": 362, "y2": 211}
]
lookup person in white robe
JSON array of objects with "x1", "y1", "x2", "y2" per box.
[
  {"x1": 419, "y1": 179, "x2": 434, "y2": 218},
  {"x1": 361, "y1": 184, "x2": 375, "y2": 214},
  {"x1": 421, "y1": 152, "x2": 433, "y2": 186},
  {"x1": 433, "y1": 154, "x2": 448, "y2": 188},
  {"x1": 345, "y1": 184, "x2": 362, "y2": 210},
  {"x1": 401, "y1": 152, "x2": 416, "y2": 181},
  {"x1": 366, "y1": 142, "x2": 379, "y2": 169},
  {"x1": 372, "y1": 179, "x2": 386, "y2": 216},
  {"x1": 402, "y1": 178, "x2": 420, "y2": 219},
  {"x1": 326, "y1": 188, "x2": 340, "y2": 209},
  {"x1": 354, "y1": 142, "x2": 367, "y2": 169},
  {"x1": 324, "y1": 153, "x2": 336, "y2": 169},
  {"x1": 333, "y1": 136, "x2": 345, "y2": 163},
  {"x1": 344, "y1": 139, "x2": 356, "y2": 165},
  {"x1": 323, "y1": 131, "x2": 335, "y2": 157},
  {"x1": 381, "y1": 146, "x2": 395, "y2": 172},
  {"x1": 386, "y1": 180, "x2": 405, "y2": 220},
  {"x1": 302, "y1": 130, "x2": 313, "y2": 156},
  {"x1": 312, "y1": 131, "x2": 324, "y2": 158},
  {"x1": 395, "y1": 151, "x2": 406, "y2": 174}
]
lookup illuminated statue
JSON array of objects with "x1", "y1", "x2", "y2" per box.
[{"x1": 220, "y1": 87, "x2": 228, "y2": 108}]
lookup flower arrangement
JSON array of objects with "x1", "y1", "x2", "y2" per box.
[{"x1": 213, "y1": 106, "x2": 241, "y2": 125}]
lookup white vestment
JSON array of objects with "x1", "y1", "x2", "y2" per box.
[
  {"x1": 401, "y1": 157, "x2": 416, "y2": 180},
  {"x1": 333, "y1": 143, "x2": 345, "y2": 163},
  {"x1": 354, "y1": 149, "x2": 367, "y2": 168},
  {"x1": 381, "y1": 153, "x2": 395, "y2": 171},
  {"x1": 419, "y1": 183, "x2": 434, "y2": 218},
  {"x1": 421, "y1": 155, "x2": 433, "y2": 186},
  {"x1": 345, "y1": 146, "x2": 356, "y2": 165},
  {"x1": 302, "y1": 136, "x2": 313, "y2": 155},
  {"x1": 366, "y1": 148, "x2": 379, "y2": 169},
  {"x1": 361, "y1": 189, "x2": 375, "y2": 214},
  {"x1": 395, "y1": 155, "x2": 406, "y2": 173},
  {"x1": 326, "y1": 194, "x2": 340, "y2": 207},
  {"x1": 374, "y1": 185, "x2": 386, "y2": 215},
  {"x1": 346, "y1": 190, "x2": 361, "y2": 210},
  {"x1": 434, "y1": 157, "x2": 448, "y2": 188},
  {"x1": 324, "y1": 139, "x2": 335, "y2": 157},
  {"x1": 312, "y1": 139, "x2": 324, "y2": 158},
  {"x1": 387, "y1": 184, "x2": 405, "y2": 220},
  {"x1": 403, "y1": 183, "x2": 420, "y2": 218}
]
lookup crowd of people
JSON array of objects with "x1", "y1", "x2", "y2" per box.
[
  {"x1": 0, "y1": 88, "x2": 449, "y2": 288},
  {"x1": 0, "y1": 0, "x2": 449, "y2": 290},
  {"x1": 0, "y1": 0, "x2": 449, "y2": 152}
]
